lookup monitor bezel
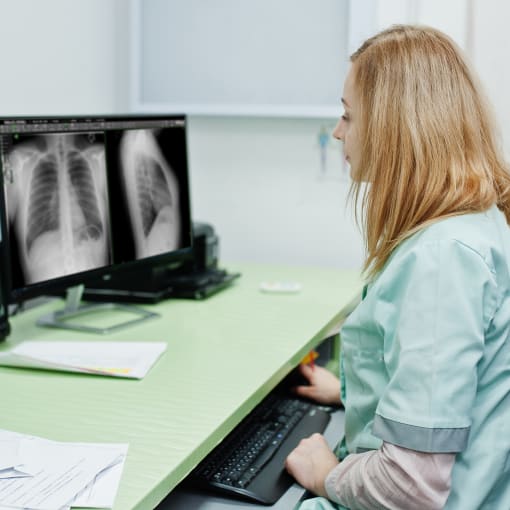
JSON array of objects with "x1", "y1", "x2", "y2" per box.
[{"x1": 0, "y1": 113, "x2": 194, "y2": 304}]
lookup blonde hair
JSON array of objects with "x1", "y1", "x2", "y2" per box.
[{"x1": 349, "y1": 25, "x2": 510, "y2": 278}]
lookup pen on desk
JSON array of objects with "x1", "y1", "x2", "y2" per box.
[{"x1": 301, "y1": 350, "x2": 318, "y2": 370}]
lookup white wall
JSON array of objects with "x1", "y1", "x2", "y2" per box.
[
  {"x1": 185, "y1": 0, "x2": 510, "y2": 270},
  {"x1": 134, "y1": 0, "x2": 349, "y2": 118},
  {"x1": 356, "y1": 0, "x2": 510, "y2": 160},
  {"x1": 348, "y1": 0, "x2": 468, "y2": 54},
  {"x1": 1, "y1": 0, "x2": 509, "y2": 272},
  {"x1": 187, "y1": 116, "x2": 363, "y2": 269},
  {"x1": 471, "y1": 0, "x2": 510, "y2": 160},
  {"x1": 0, "y1": 0, "x2": 128, "y2": 115}
]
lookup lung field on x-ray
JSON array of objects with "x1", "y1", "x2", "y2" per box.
[
  {"x1": 26, "y1": 154, "x2": 60, "y2": 253},
  {"x1": 118, "y1": 129, "x2": 181, "y2": 259},
  {"x1": 135, "y1": 154, "x2": 173, "y2": 237},
  {"x1": 7, "y1": 132, "x2": 110, "y2": 285},
  {"x1": 66, "y1": 149, "x2": 104, "y2": 242}
]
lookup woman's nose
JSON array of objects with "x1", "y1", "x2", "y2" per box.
[{"x1": 332, "y1": 119, "x2": 344, "y2": 141}]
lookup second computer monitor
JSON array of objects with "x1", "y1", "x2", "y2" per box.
[{"x1": 0, "y1": 115, "x2": 193, "y2": 302}]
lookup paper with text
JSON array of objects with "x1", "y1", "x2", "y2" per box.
[
  {"x1": 0, "y1": 439, "x2": 19, "y2": 471},
  {"x1": 0, "y1": 341, "x2": 167, "y2": 379},
  {"x1": 0, "y1": 430, "x2": 127, "y2": 510},
  {"x1": 70, "y1": 445, "x2": 127, "y2": 508}
]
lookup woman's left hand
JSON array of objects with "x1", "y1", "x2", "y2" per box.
[{"x1": 285, "y1": 433, "x2": 339, "y2": 497}]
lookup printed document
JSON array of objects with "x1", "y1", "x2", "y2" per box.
[
  {"x1": 0, "y1": 340, "x2": 167, "y2": 378},
  {"x1": 0, "y1": 429, "x2": 127, "y2": 510}
]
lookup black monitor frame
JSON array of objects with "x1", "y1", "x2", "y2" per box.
[{"x1": 0, "y1": 114, "x2": 193, "y2": 333}]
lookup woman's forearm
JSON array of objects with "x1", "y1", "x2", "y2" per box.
[{"x1": 325, "y1": 442, "x2": 455, "y2": 510}]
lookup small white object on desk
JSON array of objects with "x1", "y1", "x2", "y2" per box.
[{"x1": 259, "y1": 281, "x2": 302, "y2": 293}]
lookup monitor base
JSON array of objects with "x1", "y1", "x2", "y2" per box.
[{"x1": 38, "y1": 285, "x2": 159, "y2": 334}]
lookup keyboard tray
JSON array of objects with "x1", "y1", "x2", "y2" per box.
[{"x1": 185, "y1": 394, "x2": 331, "y2": 505}]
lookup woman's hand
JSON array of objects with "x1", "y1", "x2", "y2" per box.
[
  {"x1": 293, "y1": 363, "x2": 342, "y2": 406},
  {"x1": 285, "y1": 433, "x2": 339, "y2": 497}
]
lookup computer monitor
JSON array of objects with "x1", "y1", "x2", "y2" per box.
[{"x1": 0, "y1": 114, "x2": 193, "y2": 333}]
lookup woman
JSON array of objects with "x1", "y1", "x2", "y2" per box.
[{"x1": 285, "y1": 25, "x2": 510, "y2": 509}]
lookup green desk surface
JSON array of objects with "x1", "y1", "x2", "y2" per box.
[{"x1": 0, "y1": 263, "x2": 362, "y2": 510}]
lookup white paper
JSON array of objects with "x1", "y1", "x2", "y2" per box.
[
  {"x1": 0, "y1": 467, "x2": 34, "y2": 480},
  {"x1": 0, "y1": 431, "x2": 127, "y2": 510},
  {"x1": 0, "y1": 437, "x2": 34, "y2": 480},
  {"x1": 0, "y1": 469, "x2": 31, "y2": 481},
  {"x1": 0, "y1": 341, "x2": 167, "y2": 379},
  {"x1": 0, "y1": 439, "x2": 20, "y2": 471},
  {"x1": 70, "y1": 445, "x2": 127, "y2": 508}
]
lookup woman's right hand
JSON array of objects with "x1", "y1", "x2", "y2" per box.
[{"x1": 293, "y1": 363, "x2": 342, "y2": 406}]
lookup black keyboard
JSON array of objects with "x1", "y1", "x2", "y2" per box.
[{"x1": 186, "y1": 392, "x2": 331, "y2": 505}]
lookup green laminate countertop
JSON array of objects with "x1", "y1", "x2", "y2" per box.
[{"x1": 0, "y1": 262, "x2": 362, "y2": 510}]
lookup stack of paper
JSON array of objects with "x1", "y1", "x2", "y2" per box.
[
  {"x1": 0, "y1": 429, "x2": 128, "y2": 510},
  {"x1": 0, "y1": 341, "x2": 167, "y2": 379}
]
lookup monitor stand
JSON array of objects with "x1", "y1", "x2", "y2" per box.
[{"x1": 37, "y1": 284, "x2": 159, "y2": 334}]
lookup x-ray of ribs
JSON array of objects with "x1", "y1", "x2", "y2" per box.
[
  {"x1": 6, "y1": 133, "x2": 109, "y2": 284},
  {"x1": 119, "y1": 129, "x2": 181, "y2": 259}
]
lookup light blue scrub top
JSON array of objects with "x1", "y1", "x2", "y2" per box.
[{"x1": 300, "y1": 206, "x2": 510, "y2": 510}]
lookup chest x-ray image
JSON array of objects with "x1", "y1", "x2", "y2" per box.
[
  {"x1": 117, "y1": 129, "x2": 181, "y2": 259},
  {"x1": 3, "y1": 132, "x2": 111, "y2": 286}
]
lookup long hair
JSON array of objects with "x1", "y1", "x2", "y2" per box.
[{"x1": 349, "y1": 25, "x2": 510, "y2": 279}]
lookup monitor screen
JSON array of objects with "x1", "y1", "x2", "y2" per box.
[{"x1": 0, "y1": 115, "x2": 193, "y2": 304}]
